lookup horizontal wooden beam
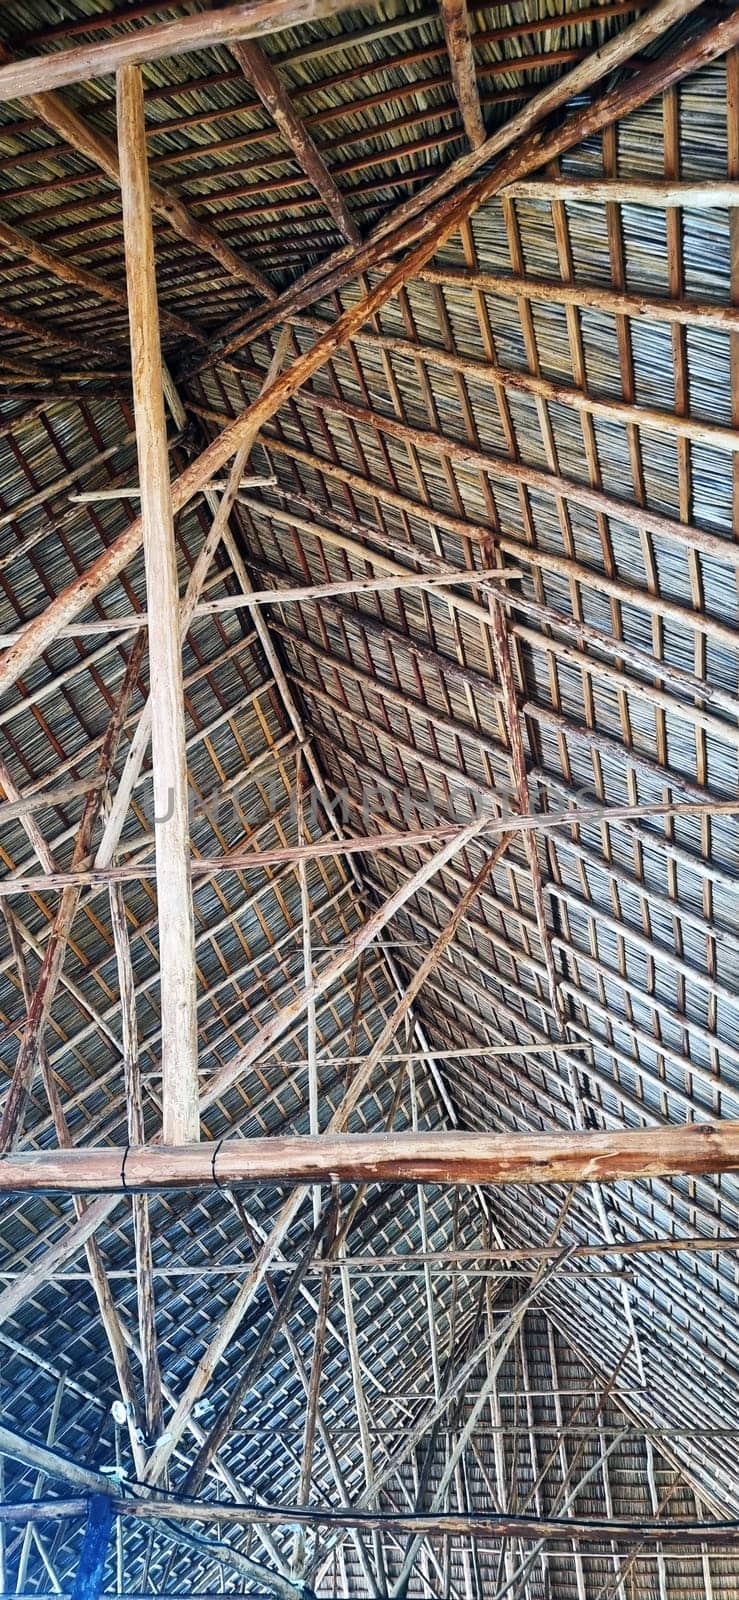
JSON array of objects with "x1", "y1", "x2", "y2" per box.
[
  {"x1": 117, "y1": 1499, "x2": 739, "y2": 1547},
  {"x1": 0, "y1": 1501, "x2": 88, "y2": 1525},
  {"x1": 2, "y1": 1124, "x2": 739, "y2": 1192},
  {"x1": 421, "y1": 261, "x2": 739, "y2": 331},
  {"x1": 502, "y1": 177, "x2": 739, "y2": 206},
  {"x1": 4, "y1": 1494, "x2": 739, "y2": 1549},
  {"x1": 0, "y1": 565, "x2": 513, "y2": 645},
  {"x1": 69, "y1": 479, "x2": 275, "y2": 501},
  {"x1": 0, "y1": 0, "x2": 371, "y2": 102},
  {"x1": 0, "y1": 798, "x2": 736, "y2": 898}
]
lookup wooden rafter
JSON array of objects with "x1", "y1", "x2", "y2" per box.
[
  {"x1": 230, "y1": 39, "x2": 360, "y2": 243},
  {"x1": 0, "y1": 0, "x2": 373, "y2": 102},
  {"x1": 439, "y1": 0, "x2": 485, "y2": 148}
]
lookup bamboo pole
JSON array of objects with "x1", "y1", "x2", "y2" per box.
[
  {"x1": 117, "y1": 63, "x2": 198, "y2": 1145},
  {"x1": 0, "y1": 566, "x2": 513, "y2": 646},
  {"x1": 69, "y1": 480, "x2": 275, "y2": 501}
]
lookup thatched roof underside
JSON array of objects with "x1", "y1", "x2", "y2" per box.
[{"x1": 0, "y1": 0, "x2": 737, "y2": 1595}]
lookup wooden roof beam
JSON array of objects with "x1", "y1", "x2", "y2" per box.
[
  {"x1": 440, "y1": 0, "x2": 485, "y2": 148},
  {"x1": 209, "y1": 0, "x2": 709, "y2": 362},
  {"x1": 117, "y1": 64, "x2": 199, "y2": 1147},
  {"x1": 6, "y1": 1123, "x2": 739, "y2": 1191},
  {"x1": 0, "y1": 0, "x2": 370, "y2": 102},
  {"x1": 230, "y1": 40, "x2": 360, "y2": 244}
]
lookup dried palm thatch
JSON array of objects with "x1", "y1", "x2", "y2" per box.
[{"x1": 0, "y1": 0, "x2": 738, "y2": 1596}]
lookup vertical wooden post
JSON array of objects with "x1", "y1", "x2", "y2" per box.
[
  {"x1": 296, "y1": 749, "x2": 319, "y2": 1226},
  {"x1": 117, "y1": 63, "x2": 199, "y2": 1144},
  {"x1": 71, "y1": 1495, "x2": 114, "y2": 1600}
]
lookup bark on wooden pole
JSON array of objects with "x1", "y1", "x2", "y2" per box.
[
  {"x1": 10, "y1": 1494, "x2": 739, "y2": 1551},
  {"x1": 2, "y1": 1123, "x2": 739, "y2": 1192},
  {"x1": 117, "y1": 63, "x2": 199, "y2": 1146},
  {"x1": 440, "y1": 0, "x2": 485, "y2": 148},
  {"x1": 230, "y1": 39, "x2": 360, "y2": 243},
  {"x1": 0, "y1": 0, "x2": 372, "y2": 102}
]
